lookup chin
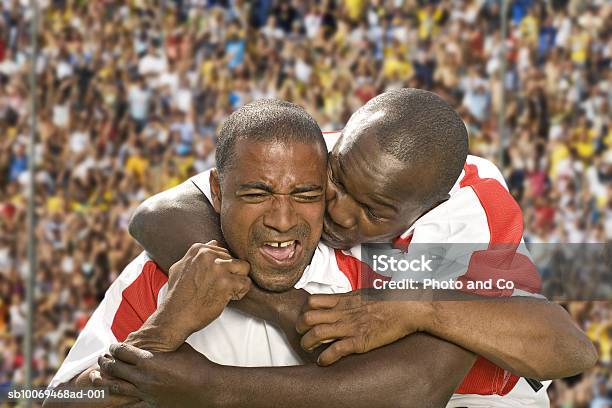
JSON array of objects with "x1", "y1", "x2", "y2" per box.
[
  {"x1": 324, "y1": 239, "x2": 354, "y2": 250},
  {"x1": 321, "y1": 228, "x2": 356, "y2": 250},
  {"x1": 321, "y1": 234, "x2": 355, "y2": 250},
  {"x1": 251, "y1": 269, "x2": 302, "y2": 293}
]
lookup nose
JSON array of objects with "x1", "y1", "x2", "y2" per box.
[
  {"x1": 263, "y1": 195, "x2": 298, "y2": 233},
  {"x1": 326, "y1": 182, "x2": 358, "y2": 230}
]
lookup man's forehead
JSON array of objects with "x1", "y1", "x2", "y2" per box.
[
  {"x1": 227, "y1": 140, "x2": 326, "y2": 186},
  {"x1": 334, "y1": 136, "x2": 415, "y2": 201}
]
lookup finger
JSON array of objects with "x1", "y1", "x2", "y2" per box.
[
  {"x1": 109, "y1": 343, "x2": 153, "y2": 366},
  {"x1": 229, "y1": 275, "x2": 251, "y2": 300},
  {"x1": 186, "y1": 242, "x2": 207, "y2": 257},
  {"x1": 215, "y1": 258, "x2": 250, "y2": 276},
  {"x1": 90, "y1": 370, "x2": 143, "y2": 399},
  {"x1": 296, "y1": 309, "x2": 342, "y2": 334},
  {"x1": 204, "y1": 241, "x2": 230, "y2": 254},
  {"x1": 341, "y1": 292, "x2": 367, "y2": 308},
  {"x1": 301, "y1": 322, "x2": 349, "y2": 351},
  {"x1": 317, "y1": 338, "x2": 357, "y2": 366},
  {"x1": 307, "y1": 294, "x2": 342, "y2": 310},
  {"x1": 200, "y1": 246, "x2": 232, "y2": 260},
  {"x1": 192, "y1": 244, "x2": 231, "y2": 261},
  {"x1": 98, "y1": 356, "x2": 141, "y2": 383},
  {"x1": 202, "y1": 243, "x2": 231, "y2": 257}
]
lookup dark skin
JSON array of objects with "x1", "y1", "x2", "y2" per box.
[
  {"x1": 126, "y1": 122, "x2": 597, "y2": 380},
  {"x1": 48, "y1": 139, "x2": 476, "y2": 408},
  {"x1": 323, "y1": 126, "x2": 433, "y2": 248},
  {"x1": 127, "y1": 177, "x2": 225, "y2": 273},
  {"x1": 49, "y1": 108, "x2": 592, "y2": 403},
  {"x1": 88, "y1": 130, "x2": 593, "y2": 408},
  {"x1": 93, "y1": 338, "x2": 474, "y2": 408},
  {"x1": 301, "y1": 122, "x2": 596, "y2": 374}
]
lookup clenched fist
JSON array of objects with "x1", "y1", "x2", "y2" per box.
[{"x1": 126, "y1": 240, "x2": 251, "y2": 351}]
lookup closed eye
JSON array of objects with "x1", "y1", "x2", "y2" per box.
[
  {"x1": 239, "y1": 192, "x2": 271, "y2": 203},
  {"x1": 293, "y1": 192, "x2": 324, "y2": 203},
  {"x1": 363, "y1": 205, "x2": 387, "y2": 222}
]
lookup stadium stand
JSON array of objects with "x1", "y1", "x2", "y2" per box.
[{"x1": 0, "y1": 1, "x2": 610, "y2": 406}]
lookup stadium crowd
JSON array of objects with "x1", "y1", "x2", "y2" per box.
[{"x1": 0, "y1": 0, "x2": 610, "y2": 406}]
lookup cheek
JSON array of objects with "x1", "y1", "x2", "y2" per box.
[
  {"x1": 327, "y1": 198, "x2": 360, "y2": 225},
  {"x1": 221, "y1": 204, "x2": 259, "y2": 251},
  {"x1": 299, "y1": 203, "x2": 325, "y2": 235},
  {"x1": 357, "y1": 217, "x2": 396, "y2": 241}
]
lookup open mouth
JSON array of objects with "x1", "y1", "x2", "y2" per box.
[{"x1": 259, "y1": 240, "x2": 303, "y2": 267}]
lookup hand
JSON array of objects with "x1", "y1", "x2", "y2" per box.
[
  {"x1": 43, "y1": 367, "x2": 138, "y2": 408},
  {"x1": 125, "y1": 240, "x2": 251, "y2": 351},
  {"x1": 296, "y1": 291, "x2": 433, "y2": 366},
  {"x1": 231, "y1": 285, "x2": 309, "y2": 329},
  {"x1": 93, "y1": 343, "x2": 221, "y2": 408}
]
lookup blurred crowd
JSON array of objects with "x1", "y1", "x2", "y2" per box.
[{"x1": 0, "y1": 0, "x2": 610, "y2": 406}]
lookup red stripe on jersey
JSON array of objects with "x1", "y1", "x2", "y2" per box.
[
  {"x1": 392, "y1": 234, "x2": 413, "y2": 252},
  {"x1": 111, "y1": 261, "x2": 168, "y2": 342},
  {"x1": 455, "y1": 163, "x2": 540, "y2": 396},
  {"x1": 457, "y1": 163, "x2": 541, "y2": 296},
  {"x1": 334, "y1": 250, "x2": 389, "y2": 290},
  {"x1": 387, "y1": 163, "x2": 541, "y2": 396},
  {"x1": 460, "y1": 163, "x2": 523, "y2": 243}
]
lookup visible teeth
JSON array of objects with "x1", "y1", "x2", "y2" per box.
[{"x1": 264, "y1": 241, "x2": 295, "y2": 248}]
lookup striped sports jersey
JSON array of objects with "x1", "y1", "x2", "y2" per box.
[{"x1": 50, "y1": 131, "x2": 549, "y2": 406}]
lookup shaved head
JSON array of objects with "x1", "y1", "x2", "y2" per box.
[
  {"x1": 217, "y1": 99, "x2": 326, "y2": 179},
  {"x1": 325, "y1": 88, "x2": 469, "y2": 248},
  {"x1": 339, "y1": 88, "x2": 468, "y2": 207}
]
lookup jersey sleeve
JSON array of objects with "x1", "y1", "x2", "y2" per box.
[
  {"x1": 399, "y1": 162, "x2": 544, "y2": 396},
  {"x1": 48, "y1": 253, "x2": 168, "y2": 388}
]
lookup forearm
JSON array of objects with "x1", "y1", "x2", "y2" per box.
[
  {"x1": 231, "y1": 287, "x2": 319, "y2": 363},
  {"x1": 211, "y1": 334, "x2": 475, "y2": 408},
  {"x1": 124, "y1": 310, "x2": 189, "y2": 352},
  {"x1": 423, "y1": 296, "x2": 597, "y2": 379},
  {"x1": 125, "y1": 286, "x2": 222, "y2": 352}
]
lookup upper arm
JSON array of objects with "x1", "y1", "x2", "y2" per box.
[{"x1": 129, "y1": 180, "x2": 223, "y2": 272}]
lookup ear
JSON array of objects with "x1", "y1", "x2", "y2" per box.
[{"x1": 209, "y1": 168, "x2": 222, "y2": 214}]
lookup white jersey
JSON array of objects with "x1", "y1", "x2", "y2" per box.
[
  {"x1": 51, "y1": 132, "x2": 549, "y2": 406},
  {"x1": 49, "y1": 244, "x2": 356, "y2": 389}
]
